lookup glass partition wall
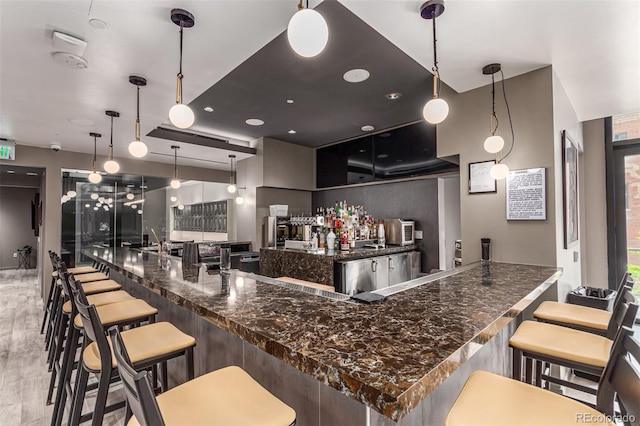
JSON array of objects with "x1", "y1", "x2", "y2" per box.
[{"x1": 61, "y1": 170, "x2": 236, "y2": 265}]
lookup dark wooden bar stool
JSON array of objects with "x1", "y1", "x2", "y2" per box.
[
  {"x1": 509, "y1": 290, "x2": 637, "y2": 396},
  {"x1": 109, "y1": 327, "x2": 296, "y2": 426},
  {"x1": 70, "y1": 289, "x2": 196, "y2": 426},
  {"x1": 50, "y1": 271, "x2": 159, "y2": 426},
  {"x1": 444, "y1": 326, "x2": 638, "y2": 426}
]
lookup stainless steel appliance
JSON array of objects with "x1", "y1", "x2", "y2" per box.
[
  {"x1": 263, "y1": 216, "x2": 324, "y2": 248},
  {"x1": 335, "y1": 251, "x2": 420, "y2": 296},
  {"x1": 383, "y1": 219, "x2": 415, "y2": 246}
]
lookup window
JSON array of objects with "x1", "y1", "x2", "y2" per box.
[{"x1": 612, "y1": 112, "x2": 640, "y2": 142}]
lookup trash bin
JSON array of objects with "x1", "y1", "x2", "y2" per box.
[{"x1": 566, "y1": 286, "x2": 617, "y2": 311}]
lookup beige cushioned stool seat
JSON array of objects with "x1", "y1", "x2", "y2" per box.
[
  {"x1": 127, "y1": 366, "x2": 296, "y2": 426},
  {"x1": 80, "y1": 280, "x2": 122, "y2": 295},
  {"x1": 534, "y1": 301, "x2": 610, "y2": 331},
  {"x1": 277, "y1": 276, "x2": 334, "y2": 292},
  {"x1": 444, "y1": 370, "x2": 614, "y2": 426},
  {"x1": 74, "y1": 272, "x2": 109, "y2": 283},
  {"x1": 62, "y1": 290, "x2": 133, "y2": 314},
  {"x1": 67, "y1": 266, "x2": 99, "y2": 275},
  {"x1": 74, "y1": 299, "x2": 157, "y2": 328},
  {"x1": 509, "y1": 321, "x2": 612, "y2": 368},
  {"x1": 83, "y1": 322, "x2": 195, "y2": 371}
]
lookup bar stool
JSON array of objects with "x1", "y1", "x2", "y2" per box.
[
  {"x1": 108, "y1": 327, "x2": 297, "y2": 426},
  {"x1": 509, "y1": 290, "x2": 637, "y2": 396},
  {"x1": 444, "y1": 326, "x2": 638, "y2": 426},
  {"x1": 71, "y1": 289, "x2": 196, "y2": 426},
  {"x1": 50, "y1": 271, "x2": 159, "y2": 426},
  {"x1": 533, "y1": 273, "x2": 632, "y2": 336}
]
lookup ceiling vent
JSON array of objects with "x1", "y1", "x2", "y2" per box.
[{"x1": 51, "y1": 31, "x2": 89, "y2": 70}]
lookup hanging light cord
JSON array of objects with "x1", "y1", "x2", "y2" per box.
[
  {"x1": 499, "y1": 69, "x2": 515, "y2": 162},
  {"x1": 176, "y1": 22, "x2": 184, "y2": 104},
  {"x1": 92, "y1": 135, "x2": 98, "y2": 170},
  {"x1": 108, "y1": 115, "x2": 114, "y2": 157},
  {"x1": 135, "y1": 85, "x2": 141, "y2": 141},
  {"x1": 174, "y1": 148, "x2": 178, "y2": 179},
  {"x1": 490, "y1": 73, "x2": 499, "y2": 136},
  {"x1": 431, "y1": 15, "x2": 442, "y2": 98}
]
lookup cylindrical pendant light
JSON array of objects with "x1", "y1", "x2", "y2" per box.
[
  {"x1": 104, "y1": 110, "x2": 121, "y2": 173},
  {"x1": 287, "y1": 0, "x2": 329, "y2": 58},
  {"x1": 420, "y1": 0, "x2": 449, "y2": 125},
  {"x1": 227, "y1": 154, "x2": 237, "y2": 193},
  {"x1": 169, "y1": 9, "x2": 195, "y2": 129},
  {"x1": 170, "y1": 145, "x2": 181, "y2": 189},
  {"x1": 128, "y1": 75, "x2": 148, "y2": 158},
  {"x1": 88, "y1": 132, "x2": 102, "y2": 183}
]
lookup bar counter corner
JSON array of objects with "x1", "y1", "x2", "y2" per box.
[{"x1": 84, "y1": 247, "x2": 560, "y2": 425}]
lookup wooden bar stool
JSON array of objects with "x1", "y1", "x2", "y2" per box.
[
  {"x1": 509, "y1": 290, "x2": 637, "y2": 395},
  {"x1": 70, "y1": 292, "x2": 196, "y2": 426},
  {"x1": 533, "y1": 273, "x2": 632, "y2": 336},
  {"x1": 109, "y1": 327, "x2": 296, "y2": 426},
  {"x1": 444, "y1": 326, "x2": 638, "y2": 426},
  {"x1": 50, "y1": 272, "x2": 159, "y2": 426}
]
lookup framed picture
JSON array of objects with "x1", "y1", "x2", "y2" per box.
[
  {"x1": 469, "y1": 160, "x2": 497, "y2": 193},
  {"x1": 562, "y1": 130, "x2": 579, "y2": 248},
  {"x1": 506, "y1": 168, "x2": 546, "y2": 220}
]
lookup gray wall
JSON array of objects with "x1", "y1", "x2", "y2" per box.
[
  {"x1": 256, "y1": 187, "x2": 312, "y2": 247},
  {"x1": 312, "y1": 178, "x2": 439, "y2": 272},
  {"x1": 0, "y1": 187, "x2": 39, "y2": 269}
]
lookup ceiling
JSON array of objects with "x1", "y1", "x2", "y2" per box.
[{"x1": 1, "y1": 1, "x2": 638, "y2": 168}]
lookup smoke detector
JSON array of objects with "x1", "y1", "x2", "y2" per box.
[{"x1": 51, "y1": 52, "x2": 88, "y2": 70}]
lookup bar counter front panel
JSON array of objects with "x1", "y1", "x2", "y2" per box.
[{"x1": 84, "y1": 247, "x2": 559, "y2": 425}]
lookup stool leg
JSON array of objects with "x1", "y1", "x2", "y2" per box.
[
  {"x1": 512, "y1": 348, "x2": 522, "y2": 381},
  {"x1": 45, "y1": 288, "x2": 62, "y2": 350},
  {"x1": 525, "y1": 358, "x2": 533, "y2": 384},
  {"x1": 187, "y1": 347, "x2": 194, "y2": 380},
  {"x1": 91, "y1": 365, "x2": 112, "y2": 426},
  {"x1": 535, "y1": 360, "x2": 543, "y2": 387},
  {"x1": 41, "y1": 276, "x2": 55, "y2": 334},
  {"x1": 69, "y1": 364, "x2": 89, "y2": 426},
  {"x1": 161, "y1": 362, "x2": 168, "y2": 392},
  {"x1": 51, "y1": 326, "x2": 79, "y2": 426},
  {"x1": 46, "y1": 314, "x2": 69, "y2": 404}
]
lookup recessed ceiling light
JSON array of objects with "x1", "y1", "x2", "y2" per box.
[
  {"x1": 286, "y1": 99, "x2": 294, "y2": 104},
  {"x1": 89, "y1": 18, "x2": 107, "y2": 29},
  {"x1": 140, "y1": 185, "x2": 148, "y2": 189},
  {"x1": 380, "y1": 132, "x2": 391, "y2": 138},
  {"x1": 377, "y1": 154, "x2": 389, "y2": 159},
  {"x1": 246, "y1": 118, "x2": 264, "y2": 126},
  {"x1": 26, "y1": 172, "x2": 38, "y2": 176},
  {"x1": 7, "y1": 170, "x2": 15, "y2": 174},
  {"x1": 126, "y1": 184, "x2": 135, "y2": 188},
  {"x1": 203, "y1": 106, "x2": 214, "y2": 112},
  {"x1": 385, "y1": 92, "x2": 402, "y2": 100},
  {"x1": 68, "y1": 118, "x2": 94, "y2": 126},
  {"x1": 361, "y1": 125, "x2": 375, "y2": 132},
  {"x1": 288, "y1": 130, "x2": 296, "y2": 134},
  {"x1": 396, "y1": 159, "x2": 403, "y2": 162},
  {"x1": 343, "y1": 69, "x2": 370, "y2": 83},
  {"x1": 359, "y1": 149, "x2": 366, "y2": 153}
]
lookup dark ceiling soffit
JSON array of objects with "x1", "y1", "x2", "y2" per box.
[{"x1": 147, "y1": 127, "x2": 257, "y2": 155}]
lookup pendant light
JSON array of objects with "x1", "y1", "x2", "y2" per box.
[
  {"x1": 235, "y1": 191, "x2": 244, "y2": 205},
  {"x1": 128, "y1": 75, "x2": 148, "y2": 158},
  {"x1": 103, "y1": 110, "x2": 120, "y2": 173},
  {"x1": 420, "y1": 0, "x2": 449, "y2": 125},
  {"x1": 88, "y1": 132, "x2": 102, "y2": 183},
  {"x1": 170, "y1": 145, "x2": 181, "y2": 189},
  {"x1": 481, "y1": 63, "x2": 515, "y2": 180},
  {"x1": 168, "y1": 9, "x2": 195, "y2": 129},
  {"x1": 227, "y1": 154, "x2": 237, "y2": 193},
  {"x1": 287, "y1": 0, "x2": 329, "y2": 58}
]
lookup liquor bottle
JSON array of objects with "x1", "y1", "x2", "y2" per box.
[{"x1": 326, "y1": 228, "x2": 336, "y2": 250}]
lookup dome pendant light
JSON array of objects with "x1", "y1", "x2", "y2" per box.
[
  {"x1": 88, "y1": 132, "x2": 103, "y2": 184},
  {"x1": 420, "y1": 0, "x2": 449, "y2": 125},
  {"x1": 170, "y1": 145, "x2": 181, "y2": 189},
  {"x1": 128, "y1": 75, "x2": 148, "y2": 158},
  {"x1": 481, "y1": 63, "x2": 516, "y2": 180},
  {"x1": 168, "y1": 9, "x2": 195, "y2": 129},
  {"x1": 103, "y1": 110, "x2": 121, "y2": 173},
  {"x1": 227, "y1": 154, "x2": 237, "y2": 193},
  {"x1": 287, "y1": 0, "x2": 329, "y2": 58}
]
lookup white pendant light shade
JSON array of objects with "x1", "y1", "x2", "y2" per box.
[
  {"x1": 90, "y1": 193, "x2": 99, "y2": 200},
  {"x1": 170, "y1": 179, "x2": 181, "y2": 189},
  {"x1": 88, "y1": 172, "x2": 102, "y2": 183},
  {"x1": 170, "y1": 196, "x2": 178, "y2": 203},
  {"x1": 169, "y1": 103, "x2": 195, "y2": 129},
  {"x1": 126, "y1": 193, "x2": 135, "y2": 200},
  {"x1": 490, "y1": 163, "x2": 509, "y2": 180},
  {"x1": 227, "y1": 184, "x2": 237, "y2": 194},
  {"x1": 423, "y1": 97, "x2": 449, "y2": 124},
  {"x1": 138, "y1": 210, "x2": 143, "y2": 214},
  {"x1": 484, "y1": 135, "x2": 505, "y2": 154},
  {"x1": 66, "y1": 190, "x2": 77, "y2": 198},
  {"x1": 178, "y1": 204, "x2": 185, "y2": 210},
  {"x1": 61, "y1": 195, "x2": 70, "y2": 203},
  {"x1": 287, "y1": 9, "x2": 328, "y2": 58},
  {"x1": 103, "y1": 160, "x2": 120, "y2": 174},
  {"x1": 235, "y1": 195, "x2": 244, "y2": 205},
  {"x1": 128, "y1": 140, "x2": 148, "y2": 158}
]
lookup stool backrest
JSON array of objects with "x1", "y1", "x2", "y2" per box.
[
  {"x1": 73, "y1": 292, "x2": 113, "y2": 375},
  {"x1": 597, "y1": 326, "x2": 640, "y2": 426},
  {"x1": 606, "y1": 288, "x2": 638, "y2": 339},
  {"x1": 610, "y1": 272, "x2": 631, "y2": 310},
  {"x1": 108, "y1": 327, "x2": 166, "y2": 426}
]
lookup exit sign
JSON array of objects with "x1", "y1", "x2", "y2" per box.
[{"x1": 0, "y1": 141, "x2": 15, "y2": 160}]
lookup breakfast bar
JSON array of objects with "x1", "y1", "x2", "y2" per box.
[{"x1": 85, "y1": 247, "x2": 560, "y2": 425}]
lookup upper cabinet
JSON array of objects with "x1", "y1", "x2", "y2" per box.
[{"x1": 316, "y1": 121, "x2": 458, "y2": 188}]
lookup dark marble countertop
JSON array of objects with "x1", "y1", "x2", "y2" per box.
[
  {"x1": 261, "y1": 244, "x2": 419, "y2": 260},
  {"x1": 85, "y1": 247, "x2": 559, "y2": 421}
]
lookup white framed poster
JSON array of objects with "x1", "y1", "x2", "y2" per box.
[
  {"x1": 469, "y1": 160, "x2": 497, "y2": 193},
  {"x1": 506, "y1": 168, "x2": 546, "y2": 220}
]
